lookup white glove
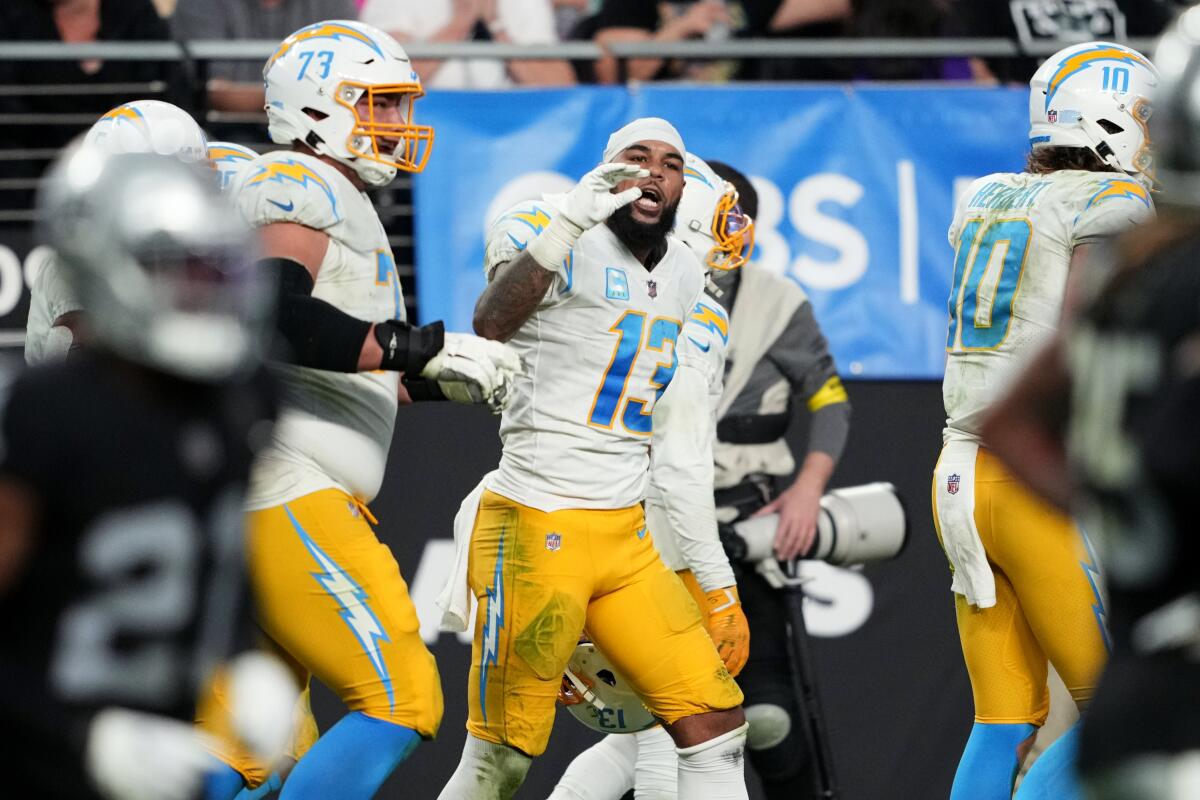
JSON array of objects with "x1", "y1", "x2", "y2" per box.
[
  {"x1": 528, "y1": 163, "x2": 649, "y2": 273},
  {"x1": 421, "y1": 333, "x2": 524, "y2": 413},
  {"x1": 227, "y1": 651, "x2": 300, "y2": 765},
  {"x1": 85, "y1": 708, "x2": 216, "y2": 800}
]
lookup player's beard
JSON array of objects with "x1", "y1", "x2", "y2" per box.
[{"x1": 607, "y1": 198, "x2": 679, "y2": 257}]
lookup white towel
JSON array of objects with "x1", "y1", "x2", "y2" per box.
[
  {"x1": 436, "y1": 471, "x2": 496, "y2": 632},
  {"x1": 933, "y1": 440, "x2": 996, "y2": 609}
]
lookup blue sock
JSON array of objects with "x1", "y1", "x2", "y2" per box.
[
  {"x1": 950, "y1": 721, "x2": 1036, "y2": 800},
  {"x1": 235, "y1": 773, "x2": 283, "y2": 800},
  {"x1": 204, "y1": 763, "x2": 247, "y2": 800},
  {"x1": 1015, "y1": 721, "x2": 1082, "y2": 800},
  {"x1": 280, "y1": 712, "x2": 420, "y2": 800}
]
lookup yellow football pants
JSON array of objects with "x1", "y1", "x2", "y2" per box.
[
  {"x1": 202, "y1": 488, "x2": 443, "y2": 784},
  {"x1": 933, "y1": 447, "x2": 1108, "y2": 726},
  {"x1": 466, "y1": 490, "x2": 743, "y2": 756}
]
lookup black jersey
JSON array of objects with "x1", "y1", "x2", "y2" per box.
[
  {"x1": 1067, "y1": 231, "x2": 1200, "y2": 767},
  {"x1": 0, "y1": 352, "x2": 274, "y2": 796},
  {"x1": 1066, "y1": 233, "x2": 1200, "y2": 641}
]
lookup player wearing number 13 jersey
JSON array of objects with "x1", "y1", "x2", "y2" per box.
[
  {"x1": 438, "y1": 119, "x2": 748, "y2": 800},
  {"x1": 933, "y1": 41, "x2": 1157, "y2": 800}
]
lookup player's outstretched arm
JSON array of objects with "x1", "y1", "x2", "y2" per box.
[
  {"x1": 260, "y1": 222, "x2": 522, "y2": 410},
  {"x1": 474, "y1": 163, "x2": 647, "y2": 341},
  {"x1": 651, "y1": 364, "x2": 749, "y2": 676}
]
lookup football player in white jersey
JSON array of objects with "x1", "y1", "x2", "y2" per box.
[
  {"x1": 439, "y1": 120, "x2": 749, "y2": 800},
  {"x1": 196, "y1": 20, "x2": 522, "y2": 800},
  {"x1": 208, "y1": 141, "x2": 259, "y2": 191},
  {"x1": 548, "y1": 153, "x2": 755, "y2": 800},
  {"x1": 933, "y1": 41, "x2": 1157, "y2": 800},
  {"x1": 24, "y1": 100, "x2": 209, "y2": 364}
]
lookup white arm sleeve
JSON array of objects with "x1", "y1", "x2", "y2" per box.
[{"x1": 649, "y1": 360, "x2": 735, "y2": 592}]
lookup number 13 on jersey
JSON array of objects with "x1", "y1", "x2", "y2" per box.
[
  {"x1": 947, "y1": 218, "x2": 1032, "y2": 351},
  {"x1": 589, "y1": 311, "x2": 681, "y2": 435}
]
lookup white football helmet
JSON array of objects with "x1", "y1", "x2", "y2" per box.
[
  {"x1": 263, "y1": 20, "x2": 433, "y2": 187},
  {"x1": 1029, "y1": 41, "x2": 1159, "y2": 184},
  {"x1": 675, "y1": 154, "x2": 754, "y2": 272},
  {"x1": 207, "y1": 141, "x2": 259, "y2": 192},
  {"x1": 38, "y1": 145, "x2": 271, "y2": 382},
  {"x1": 83, "y1": 99, "x2": 208, "y2": 164},
  {"x1": 561, "y1": 643, "x2": 657, "y2": 735}
]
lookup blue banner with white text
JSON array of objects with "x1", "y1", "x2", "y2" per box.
[{"x1": 413, "y1": 85, "x2": 1029, "y2": 379}]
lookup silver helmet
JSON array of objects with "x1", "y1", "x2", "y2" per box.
[
  {"x1": 37, "y1": 145, "x2": 272, "y2": 381},
  {"x1": 1152, "y1": 6, "x2": 1200, "y2": 205}
]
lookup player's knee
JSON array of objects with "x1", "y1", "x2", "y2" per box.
[{"x1": 488, "y1": 742, "x2": 533, "y2": 795}]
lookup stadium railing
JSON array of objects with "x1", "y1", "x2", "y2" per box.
[{"x1": 0, "y1": 36, "x2": 1162, "y2": 330}]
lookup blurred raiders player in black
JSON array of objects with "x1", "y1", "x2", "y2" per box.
[
  {"x1": 0, "y1": 147, "x2": 297, "y2": 800},
  {"x1": 984, "y1": 10, "x2": 1200, "y2": 799}
]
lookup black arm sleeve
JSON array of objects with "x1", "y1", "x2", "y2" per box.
[
  {"x1": 268, "y1": 257, "x2": 373, "y2": 372},
  {"x1": 766, "y1": 301, "x2": 852, "y2": 463},
  {"x1": 266, "y1": 258, "x2": 446, "y2": 374}
]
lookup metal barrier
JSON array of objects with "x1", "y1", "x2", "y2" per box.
[{"x1": 0, "y1": 35, "x2": 1164, "y2": 333}]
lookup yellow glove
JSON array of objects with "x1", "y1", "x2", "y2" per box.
[
  {"x1": 678, "y1": 570, "x2": 750, "y2": 677},
  {"x1": 704, "y1": 585, "x2": 751, "y2": 677}
]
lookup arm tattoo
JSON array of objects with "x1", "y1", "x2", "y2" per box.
[{"x1": 473, "y1": 252, "x2": 557, "y2": 341}]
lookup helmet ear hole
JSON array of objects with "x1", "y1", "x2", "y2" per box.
[
  {"x1": 303, "y1": 107, "x2": 328, "y2": 122},
  {"x1": 1097, "y1": 119, "x2": 1125, "y2": 134}
]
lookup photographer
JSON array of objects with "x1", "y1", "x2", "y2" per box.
[{"x1": 705, "y1": 161, "x2": 851, "y2": 800}]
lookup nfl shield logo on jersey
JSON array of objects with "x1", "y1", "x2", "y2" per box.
[
  {"x1": 947, "y1": 474, "x2": 960, "y2": 495},
  {"x1": 545, "y1": 532, "x2": 562, "y2": 551},
  {"x1": 647, "y1": 280, "x2": 657, "y2": 299}
]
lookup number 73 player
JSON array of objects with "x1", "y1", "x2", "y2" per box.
[{"x1": 934, "y1": 41, "x2": 1157, "y2": 800}]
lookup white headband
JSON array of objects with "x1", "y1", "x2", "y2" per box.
[{"x1": 602, "y1": 117, "x2": 686, "y2": 164}]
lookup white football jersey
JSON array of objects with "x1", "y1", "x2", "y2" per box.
[
  {"x1": 943, "y1": 169, "x2": 1154, "y2": 441},
  {"x1": 234, "y1": 150, "x2": 405, "y2": 508},
  {"x1": 24, "y1": 252, "x2": 81, "y2": 364},
  {"x1": 484, "y1": 198, "x2": 707, "y2": 512}
]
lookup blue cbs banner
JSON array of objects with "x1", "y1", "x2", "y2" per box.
[{"x1": 413, "y1": 85, "x2": 1028, "y2": 378}]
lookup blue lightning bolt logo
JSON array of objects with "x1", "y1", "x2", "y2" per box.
[
  {"x1": 284, "y1": 505, "x2": 395, "y2": 710},
  {"x1": 688, "y1": 302, "x2": 730, "y2": 344},
  {"x1": 508, "y1": 206, "x2": 552, "y2": 235},
  {"x1": 1078, "y1": 528, "x2": 1112, "y2": 654},
  {"x1": 1084, "y1": 178, "x2": 1151, "y2": 210},
  {"x1": 246, "y1": 158, "x2": 341, "y2": 220},
  {"x1": 479, "y1": 533, "x2": 506, "y2": 722}
]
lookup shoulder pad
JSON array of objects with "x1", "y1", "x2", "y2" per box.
[
  {"x1": 484, "y1": 200, "x2": 560, "y2": 276},
  {"x1": 1073, "y1": 175, "x2": 1155, "y2": 243},
  {"x1": 235, "y1": 152, "x2": 345, "y2": 231},
  {"x1": 679, "y1": 294, "x2": 728, "y2": 383}
]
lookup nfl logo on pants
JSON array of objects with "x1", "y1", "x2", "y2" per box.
[
  {"x1": 947, "y1": 474, "x2": 960, "y2": 495},
  {"x1": 545, "y1": 532, "x2": 562, "y2": 551}
]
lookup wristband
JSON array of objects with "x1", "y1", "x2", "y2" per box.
[
  {"x1": 402, "y1": 377, "x2": 448, "y2": 402},
  {"x1": 527, "y1": 214, "x2": 584, "y2": 275},
  {"x1": 374, "y1": 319, "x2": 444, "y2": 374}
]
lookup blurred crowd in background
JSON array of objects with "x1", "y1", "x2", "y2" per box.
[{"x1": 0, "y1": 0, "x2": 1193, "y2": 209}]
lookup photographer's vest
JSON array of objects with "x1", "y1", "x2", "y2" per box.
[{"x1": 713, "y1": 266, "x2": 807, "y2": 493}]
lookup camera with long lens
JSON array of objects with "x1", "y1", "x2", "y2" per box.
[{"x1": 720, "y1": 482, "x2": 908, "y2": 575}]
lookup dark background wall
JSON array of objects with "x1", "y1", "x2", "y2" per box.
[{"x1": 337, "y1": 379, "x2": 971, "y2": 800}]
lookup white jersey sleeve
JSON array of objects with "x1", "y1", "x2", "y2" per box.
[
  {"x1": 483, "y1": 199, "x2": 571, "y2": 297},
  {"x1": 1071, "y1": 176, "x2": 1154, "y2": 245},
  {"x1": 234, "y1": 152, "x2": 344, "y2": 233},
  {"x1": 646, "y1": 290, "x2": 734, "y2": 591},
  {"x1": 24, "y1": 253, "x2": 80, "y2": 365}
]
